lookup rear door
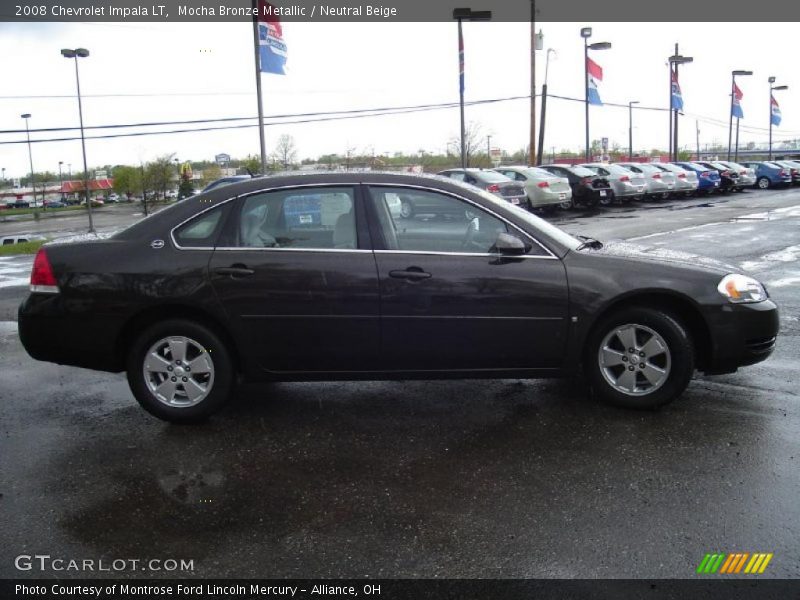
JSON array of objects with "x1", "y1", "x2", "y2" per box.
[
  {"x1": 365, "y1": 185, "x2": 569, "y2": 372},
  {"x1": 208, "y1": 185, "x2": 380, "y2": 374}
]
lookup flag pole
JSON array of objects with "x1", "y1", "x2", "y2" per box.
[{"x1": 252, "y1": 0, "x2": 267, "y2": 174}]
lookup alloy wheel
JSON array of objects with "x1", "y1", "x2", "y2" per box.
[
  {"x1": 598, "y1": 323, "x2": 672, "y2": 396},
  {"x1": 143, "y1": 335, "x2": 215, "y2": 407}
]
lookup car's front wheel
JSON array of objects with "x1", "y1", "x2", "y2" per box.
[
  {"x1": 586, "y1": 307, "x2": 694, "y2": 410},
  {"x1": 126, "y1": 319, "x2": 234, "y2": 423}
]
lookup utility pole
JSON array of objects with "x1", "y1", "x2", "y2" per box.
[
  {"x1": 696, "y1": 120, "x2": 700, "y2": 160},
  {"x1": 529, "y1": 0, "x2": 536, "y2": 166}
]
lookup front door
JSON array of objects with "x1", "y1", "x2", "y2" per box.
[
  {"x1": 208, "y1": 185, "x2": 380, "y2": 374},
  {"x1": 364, "y1": 185, "x2": 569, "y2": 372}
]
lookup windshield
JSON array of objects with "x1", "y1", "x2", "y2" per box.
[
  {"x1": 474, "y1": 171, "x2": 511, "y2": 183},
  {"x1": 568, "y1": 166, "x2": 596, "y2": 177},
  {"x1": 525, "y1": 167, "x2": 556, "y2": 178}
]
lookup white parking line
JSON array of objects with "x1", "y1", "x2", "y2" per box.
[{"x1": 0, "y1": 256, "x2": 33, "y2": 289}]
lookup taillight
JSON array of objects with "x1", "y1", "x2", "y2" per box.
[
  {"x1": 700, "y1": 171, "x2": 711, "y2": 178},
  {"x1": 30, "y1": 248, "x2": 58, "y2": 294},
  {"x1": 740, "y1": 170, "x2": 747, "y2": 175},
  {"x1": 537, "y1": 181, "x2": 550, "y2": 188},
  {"x1": 619, "y1": 175, "x2": 630, "y2": 182},
  {"x1": 779, "y1": 170, "x2": 787, "y2": 176},
  {"x1": 486, "y1": 184, "x2": 500, "y2": 193},
  {"x1": 722, "y1": 170, "x2": 731, "y2": 177},
  {"x1": 581, "y1": 177, "x2": 593, "y2": 185},
  {"x1": 652, "y1": 173, "x2": 661, "y2": 179},
  {"x1": 678, "y1": 173, "x2": 687, "y2": 179}
]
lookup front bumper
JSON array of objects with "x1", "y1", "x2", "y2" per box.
[{"x1": 703, "y1": 299, "x2": 780, "y2": 375}]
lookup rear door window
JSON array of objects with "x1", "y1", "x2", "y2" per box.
[{"x1": 234, "y1": 187, "x2": 356, "y2": 249}]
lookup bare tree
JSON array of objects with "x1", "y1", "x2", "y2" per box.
[
  {"x1": 447, "y1": 121, "x2": 484, "y2": 167},
  {"x1": 272, "y1": 134, "x2": 297, "y2": 169}
]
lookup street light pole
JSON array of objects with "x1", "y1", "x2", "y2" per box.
[
  {"x1": 628, "y1": 100, "x2": 639, "y2": 160},
  {"x1": 727, "y1": 70, "x2": 752, "y2": 161},
  {"x1": 58, "y1": 161, "x2": 63, "y2": 201},
  {"x1": 583, "y1": 32, "x2": 590, "y2": 161},
  {"x1": 452, "y1": 8, "x2": 492, "y2": 170},
  {"x1": 768, "y1": 77, "x2": 788, "y2": 161},
  {"x1": 20, "y1": 114, "x2": 39, "y2": 212},
  {"x1": 486, "y1": 134, "x2": 491, "y2": 167},
  {"x1": 61, "y1": 48, "x2": 94, "y2": 233},
  {"x1": 668, "y1": 49, "x2": 693, "y2": 162},
  {"x1": 581, "y1": 28, "x2": 611, "y2": 162}
]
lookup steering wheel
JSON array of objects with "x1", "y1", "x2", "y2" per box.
[{"x1": 461, "y1": 217, "x2": 481, "y2": 251}]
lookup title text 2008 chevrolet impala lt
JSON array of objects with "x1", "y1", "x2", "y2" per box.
[{"x1": 18, "y1": 173, "x2": 779, "y2": 423}]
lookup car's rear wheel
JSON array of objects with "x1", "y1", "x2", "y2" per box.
[
  {"x1": 586, "y1": 307, "x2": 694, "y2": 410},
  {"x1": 126, "y1": 319, "x2": 234, "y2": 423},
  {"x1": 559, "y1": 197, "x2": 574, "y2": 210},
  {"x1": 756, "y1": 177, "x2": 770, "y2": 190}
]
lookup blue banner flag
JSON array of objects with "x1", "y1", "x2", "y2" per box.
[
  {"x1": 671, "y1": 71, "x2": 683, "y2": 111},
  {"x1": 731, "y1": 83, "x2": 743, "y2": 119},
  {"x1": 258, "y1": 1, "x2": 287, "y2": 75},
  {"x1": 771, "y1": 95, "x2": 782, "y2": 126}
]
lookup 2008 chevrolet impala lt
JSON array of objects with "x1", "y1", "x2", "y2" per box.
[{"x1": 18, "y1": 173, "x2": 779, "y2": 423}]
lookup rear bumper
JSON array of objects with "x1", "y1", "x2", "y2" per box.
[
  {"x1": 703, "y1": 300, "x2": 780, "y2": 375},
  {"x1": 18, "y1": 294, "x2": 123, "y2": 372}
]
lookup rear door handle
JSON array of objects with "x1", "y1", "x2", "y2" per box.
[
  {"x1": 214, "y1": 266, "x2": 255, "y2": 277},
  {"x1": 389, "y1": 269, "x2": 431, "y2": 280}
]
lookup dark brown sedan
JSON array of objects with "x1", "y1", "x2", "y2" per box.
[{"x1": 19, "y1": 172, "x2": 778, "y2": 422}]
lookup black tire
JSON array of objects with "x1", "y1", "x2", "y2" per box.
[
  {"x1": 126, "y1": 319, "x2": 234, "y2": 423},
  {"x1": 586, "y1": 307, "x2": 695, "y2": 410},
  {"x1": 756, "y1": 177, "x2": 770, "y2": 190}
]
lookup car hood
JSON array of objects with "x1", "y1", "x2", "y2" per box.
[{"x1": 582, "y1": 240, "x2": 740, "y2": 274}]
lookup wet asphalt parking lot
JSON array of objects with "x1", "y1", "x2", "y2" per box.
[{"x1": 0, "y1": 190, "x2": 798, "y2": 579}]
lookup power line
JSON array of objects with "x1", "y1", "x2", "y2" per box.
[
  {"x1": 1, "y1": 91, "x2": 798, "y2": 147},
  {"x1": 0, "y1": 96, "x2": 529, "y2": 136}
]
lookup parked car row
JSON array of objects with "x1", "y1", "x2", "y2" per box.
[{"x1": 434, "y1": 159, "x2": 799, "y2": 212}]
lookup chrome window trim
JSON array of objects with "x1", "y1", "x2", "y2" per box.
[
  {"x1": 373, "y1": 249, "x2": 555, "y2": 260},
  {"x1": 364, "y1": 182, "x2": 558, "y2": 259},
  {"x1": 170, "y1": 183, "x2": 357, "y2": 251}
]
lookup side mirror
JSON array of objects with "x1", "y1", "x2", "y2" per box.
[{"x1": 493, "y1": 232, "x2": 527, "y2": 255}]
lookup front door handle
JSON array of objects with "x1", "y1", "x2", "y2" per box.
[
  {"x1": 214, "y1": 265, "x2": 255, "y2": 277},
  {"x1": 389, "y1": 269, "x2": 431, "y2": 280}
]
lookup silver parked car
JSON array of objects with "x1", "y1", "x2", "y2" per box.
[
  {"x1": 579, "y1": 163, "x2": 646, "y2": 203},
  {"x1": 650, "y1": 162, "x2": 699, "y2": 197},
  {"x1": 493, "y1": 165, "x2": 572, "y2": 210},
  {"x1": 437, "y1": 168, "x2": 529, "y2": 208},
  {"x1": 616, "y1": 162, "x2": 675, "y2": 199}
]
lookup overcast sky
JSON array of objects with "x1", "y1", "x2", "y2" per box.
[{"x1": 0, "y1": 21, "x2": 798, "y2": 179}]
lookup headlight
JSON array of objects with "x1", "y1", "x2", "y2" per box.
[{"x1": 717, "y1": 273, "x2": 767, "y2": 303}]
